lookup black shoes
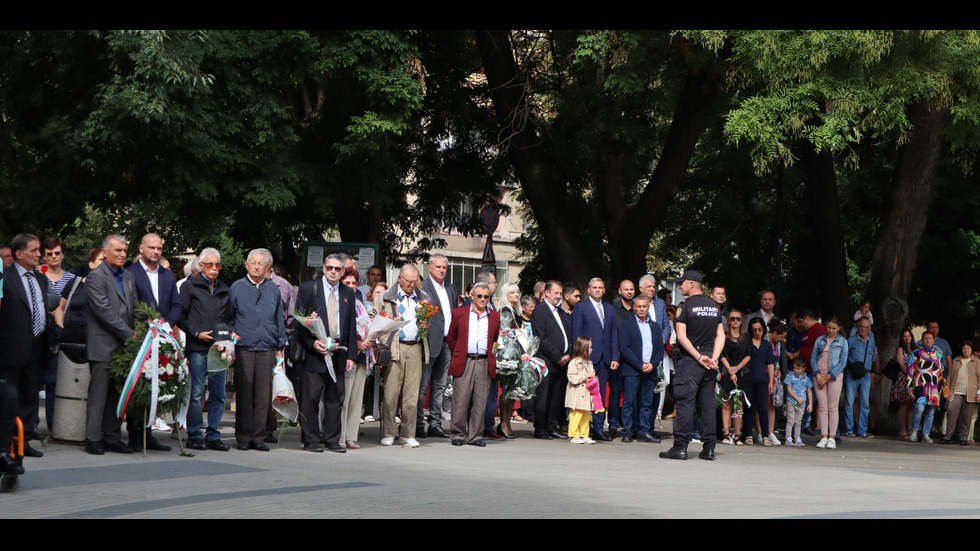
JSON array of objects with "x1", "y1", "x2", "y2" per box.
[
  {"x1": 0, "y1": 452, "x2": 24, "y2": 475},
  {"x1": 546, "y1": 429, "x2": 568, "y2": 440},
  {"x1": 659, "y1": 447, "x2": 688, "y2": 460},
  {"x1": 592, "y1": 432, "x2": 612, "y2": 442},
  {"x1": 608, "y1": 428, "x2": 619, "y2": 439},
  {"x1": 468, "y1": 439, "x2": 487, "y2": 447},
  {"x1": 427, "y1": 426, "x2": 451, "y2": 439},
  {"x1": 304, "y1": 443, "x2": 324, "y2": 453},
  {"x1": 206, "y1": 440, "x2": 230, "y2": 451},
  {"x1": 698, "y1": 447, "x2": 715, "y2": 461},
  {"x1": 621, "y1": 434, "x2": 633, "y2": 443},
  {"x1": 131, "y1": 435, "x2": 171, "y2": 452},
  {"x1": 451, "y1": 439, "x2": 465, "y2": 446},
  {"x1": 415, "y1": 426, "x2": 428, "y2": 439},
  {"x1": 637, "y1": 433, "x2": 662, "y2": 444},
  {"x1": 325, "y1": 443, "x2": 347, "y2": 453},
  {"x1": 496, "y1": 424, "x2": 517, "y2": 439},
  {"x1": 534, "y1": 430, "x2": 553, "y2": 440},
  {"x1": 250, "y1": 443, "x2": 271, "y2": 452},
  {"x1": 85, "y1": 441, "x2": 106, "y2": 455},
  {"x1": 105, "y1": 441, "x2": 134, "y2": 454},
  {"x1": 23, "y1": 444, "x2": 43, "y2": 458},
  {"x1": 186, "y1": 439, "x2": 208, "y2": 451}
]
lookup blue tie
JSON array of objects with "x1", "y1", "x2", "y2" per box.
[{"x1": 26, "y1": 272, "x2": 43, "y2": 337}]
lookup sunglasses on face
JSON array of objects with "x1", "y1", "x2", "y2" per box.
[
  {"x1": 729, "y1": 316, "x2": 741, "y2": 321},
  {"x1": 474, "y1": 294, "x2": 490, "y2": 299}
]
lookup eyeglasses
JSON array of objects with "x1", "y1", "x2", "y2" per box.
[
  {"x1": 729, "y1": 316, "x2": 742, "y2": 321},
  {"x1": 45, "y1": 251, "x2": 62, "y2": 257},
  {"x1": 200, "y1": 262, "x2": 222, "y2": 269},
  {"x1": 474, "y1": 294, "x2": 490, "y2": 299},
  {"x1": 324, "y1": 266, "x2": 343, "y2": 272}
]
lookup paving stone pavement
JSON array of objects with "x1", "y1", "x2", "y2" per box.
[{"x1": 6, "y1": 416, "x2": 980, "y2": 518}]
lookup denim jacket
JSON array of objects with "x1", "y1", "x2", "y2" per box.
[{"x1": 810, "y1": 333, "x2": 849, "y2": 380}]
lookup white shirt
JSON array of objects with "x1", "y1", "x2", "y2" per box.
[
  {"x1": 399, "y1": 290, "x2": 419, "y2": 341},
  {"x1": 590, "y1": 297, "x2": 605, "y2": 326},
  {"x1": 15, "y1": 263, "x2": 45, "y2": 333},
  {"x1": 139, "y1": 257, "x2": 160, "y2": 304},
  {"x1": 467, "y1": 305, "x2": 489, "y2": 354},
  {"x1": 321, "y1": 276, "x2": 342, "y2": 340},
  {"x1": 551, "y1": 303, "x2": 569, "y2": 353},
  {"x1": 431, "y1": 279, "x2": 453, "y2": 338}
]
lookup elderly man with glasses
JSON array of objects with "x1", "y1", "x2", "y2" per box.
[{"x1": 179, "y1": 248, "x2": 233, "y2": 451}]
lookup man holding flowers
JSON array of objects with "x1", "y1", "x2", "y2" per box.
[
  {"x1": 179, "y1": 247, "x2": 233, "y2": 451},
  {"x1": 370, "y1": 264, "x2": 432, "y2": 448}
]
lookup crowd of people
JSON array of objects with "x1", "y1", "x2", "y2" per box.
[{"x1": 2, "y1": 232, "x2": 979, "y2": 472}]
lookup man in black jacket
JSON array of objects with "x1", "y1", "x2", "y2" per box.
[
  {"x1": 531, "y1": 280, "x2": 572, "y2": 440},
  {"x1": 179, "y1": 248, "x2": 233, "y2": 451}
]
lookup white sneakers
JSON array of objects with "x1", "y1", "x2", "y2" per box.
[
  {"x1": 570, "y1": 437, "x2": 584, "y2": 444},
  {"x1": 381, "y1": 436, "x2": 420, "y2": 447},
  {"x1": 909, "y1": 431, "x2": 918, "y2": 442},
  {"x1": 768, "y1": 433, "x2": 781, "y2": 446},
  {"x1": 827, "y1": 438, "x2": 837, "y2": 449},
  {"x1": 816, "y1": 438, "x2": 828, "y2": 448},
  {"x1": 921, "y1": 434, "x2": 933, "y2": 444}
]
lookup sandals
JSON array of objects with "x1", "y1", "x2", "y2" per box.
[
  {"x1": 721, "y1": 433, "x2": 733, "y2": 445},
  {"x1": 762, "y1": 437, "x2": 772, "y2": 446},
  {"x1": 733, "y1": 434, "x2": 744, "y2": 446},
  {"x1": 345, "y1": 441, "x2": 360, "y2": 450}
]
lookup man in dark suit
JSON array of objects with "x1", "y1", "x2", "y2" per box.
[
  {"x1": 571, "y1": 277, "x2": 618, "y2": 441},
  {"x1": 295, "y1": 253, "x2": 358, "y2": 453},
  {"x1": 446, "y1": 282, "x2": 501, "y2": 446},
  {"x1": 85, "y1": 234, "x2": 138, "y2": 455},
  {"x1": 531, "y1": 280, "x2": 572, "y2": 440},
  {"x1": 0, "y1": 234, "x2": 49, "y2": 457},
  {"x1": 417, "y1": 253, "x2": 458, "y2": 439},
  {"x1": 618, "y1": 295, "x2": 665, "y2": 443},
  {"x1": 637, "y1": 274, "x2": 671, "y2": 437},
  {"x1": 125, "y1": 233, "x2": 181, "y2": 452}
]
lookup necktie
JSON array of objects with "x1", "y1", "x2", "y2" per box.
[
  {"x1": 597, "y1": 302, "x2": 604, "y2": 328},
  {"x1": 327, "y1": 285, "x2": 338, "y2": 339},
  {"x1": 26, "y1": 273, "x2": 43, "y2": 337}
]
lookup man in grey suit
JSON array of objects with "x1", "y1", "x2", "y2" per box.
[
  {"x1": 417, "y1": 253, "x2": 458, "y2": 438},
  {"x1": 84, "y1": 234, "x2": 137, "y2": 455}
]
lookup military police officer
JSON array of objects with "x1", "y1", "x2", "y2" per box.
[{"x1": 660, "y1": 270, "x2": 726, "y2": 461}]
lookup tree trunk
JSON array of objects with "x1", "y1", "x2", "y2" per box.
[
  {"x1": 801, "y1": 142, "x2": 850, "y2": 327},
  {"x1": 476, "y1": 29, "x2": 594, "y2": 285},
  {"x1": 868, "y1": 99, "x2": 948, "y2": 425}
]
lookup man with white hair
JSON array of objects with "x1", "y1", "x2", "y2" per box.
[
  {"x1": 229, "y1": 248, "x2": 286, "y2": 451},
  {"x1": 370, "y1": 264, "x2": 432, "y2": 448},
  {"x1": 179, "y1": 248, "x2": 233, "y2": 451},
  {"x1": 417, "y1": 253, "x2": 458, "y2": 439}
]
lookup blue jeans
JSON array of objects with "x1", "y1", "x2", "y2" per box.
[
  {"x1": 622, "y1": 374, "x2": 655, "y2": 436},
  {"x1": 844, "y1": 372, "x2": 871, "y2": 435},
  {"x1": 187, "y1": 352, "x2": 226, "y2": 442},
  {"x1": 911, "y1": 401, "x2": 937, "y2": 434}
]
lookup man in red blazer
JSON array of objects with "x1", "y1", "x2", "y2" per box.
[{"x1": 447, "y1": 282, "x2": 500, "y2": 447}]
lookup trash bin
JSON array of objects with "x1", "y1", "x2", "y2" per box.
[{"x1": 52, "y1": 347, "x2": 90, "y2": 442}]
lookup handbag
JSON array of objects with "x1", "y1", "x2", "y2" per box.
[
  {"x1": 846, "y1": 338, "x2": 871, "y2": 379},
  {"x1": 881, "y1": 358, "x2": 901, "y2": 382}
]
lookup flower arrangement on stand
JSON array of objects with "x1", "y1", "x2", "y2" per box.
[{"x1": 108, "y1": 303, "x2": 191, "y2": 456}]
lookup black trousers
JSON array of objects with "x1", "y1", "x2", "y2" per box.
[
  {"x1": 0, "y1": 337, "x2": 44, "y2": 435},
  {"x1": 672, "y1": 356, "x2": 718, "y2": 450},
  {"x1": 0, "y1": 381, "x2": 18, "y2": 451},
  {"x1": 534, "y1": 362, "x2": 568, "y2": 432},
  {"x1": 300, "y1": 368, "x2": 345, "y2": 446}
]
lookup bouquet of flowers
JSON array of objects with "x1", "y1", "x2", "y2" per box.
[
  {"x1": 206, "y1": 327, "x2": 240, "y2": 373},
  {"x1": 294, "y1": 309, "x2": 348, "y2": 383},
  {"x1": 108, "y1": 303, "x2": 190, "y2": 432},
  {"x1": 494, "y1": 327, "x2": 545, "y2": 401},
  {"x1": 271, "y1": 355, "x2": 298, "y2": 422},
  {"x1": 714, "y1": 370, "x2": 748, "y2": 417},
  {"x1": 415, "y1": 300, "x2": 439, "y2": 340}
]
